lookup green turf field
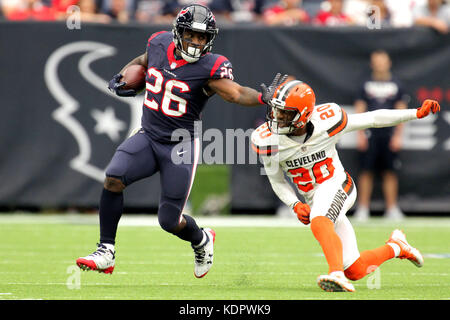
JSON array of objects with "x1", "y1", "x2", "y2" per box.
[{"x1": 0, "y1": 214, "x2": 449, "y2": 300}]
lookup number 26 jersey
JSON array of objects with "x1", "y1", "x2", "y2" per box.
[{"x1": 142, "y1": 31, "x2": 233, "y2": 142}]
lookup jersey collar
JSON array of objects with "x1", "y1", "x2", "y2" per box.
[{"x1": 167, "y1": 42, "x2": 189, "y2": 69}]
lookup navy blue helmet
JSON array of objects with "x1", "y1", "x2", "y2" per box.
[{"x1": 172, "y1": 4, "x2": 219, "y2": 63}]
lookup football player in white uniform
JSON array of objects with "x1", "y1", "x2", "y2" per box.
[{"x1": 252, "y1": 79, "x2": 441, "y2": 292}]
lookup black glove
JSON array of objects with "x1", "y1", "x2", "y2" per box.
[
  {"x1": 260, "y1": 73, "x2": 289, "y2": 105},
  {"x1": 108, "y1": 73, "x2": 137, "y2": 97}
]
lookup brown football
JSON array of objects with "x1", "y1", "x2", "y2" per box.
[{"x1": 121, "y1": 65, "x2": 146, "y2": 91}]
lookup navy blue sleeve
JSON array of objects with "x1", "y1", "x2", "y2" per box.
[{"x1": 208, "y1": 55, "x2": 234, "y2": 80}]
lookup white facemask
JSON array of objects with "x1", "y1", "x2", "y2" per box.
[{"x1": 181, "y1": 45, "x2": 202, "y2": 63}]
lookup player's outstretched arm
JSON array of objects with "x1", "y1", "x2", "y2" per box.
[
  {"x1": 345, "y1": 99, "x2": 441, "y2": 133},
  {"x1": 208, "y1": 78, "x2": 264, "y2": 106},
  {"x1": 207, "y1": 73, "x2": 288, "y2": 107}
]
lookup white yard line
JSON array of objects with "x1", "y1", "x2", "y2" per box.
[{"x1": 0, "y1": 213, "x2": 449, "y2": 228}]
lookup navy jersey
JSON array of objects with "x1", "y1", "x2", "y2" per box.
[
  {"x1": 142, "y1": 31, "x2": 233, "y2": 142},
  {"x1": 356, "y1": 76, "x2": 408, "y2": 137}
]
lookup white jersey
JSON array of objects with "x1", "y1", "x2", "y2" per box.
[
  {"x1": 251, "y1": 102, "x2": 417, "y2": 215},
  {"x1": 252, "y1": 103, "x2": 417, "y2": 269}
]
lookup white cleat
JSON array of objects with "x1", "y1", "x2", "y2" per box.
[
  {"x1": 386, "y1": 229, "x2": 424, "y2": 267},
  {"x1": 317, "y1": 271, "x2": 355, "y2": 292},
  {"x1": 76, "y1": 243, "x2": 115, "y2": 274},
  {"x1": 192, "y1": 228, "x2": 215, "y2": 278}
]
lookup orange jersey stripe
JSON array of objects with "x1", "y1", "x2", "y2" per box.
[
  {"x1": 251, "y1": 143, "x2": 279, "y2": 155},
  {"x1": 342, "y1": 171, "x2": 354, "y2": 194},
  {"x1": 327, "y1": 108, "x2": 348, "y2": 137}
]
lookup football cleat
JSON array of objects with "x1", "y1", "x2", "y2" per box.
[
  {"x1": 386, "y1": 229, "x2": 424, "y2": 267},
  {"x1": 317, "y1": 271, "x2": 355, "y2": 292},
  {"x1": 192, "y1": 228, "x2": 215, "y2": 278},
  {"x1": 76, "y1": 243, "x2": 115, "y2": 274}
]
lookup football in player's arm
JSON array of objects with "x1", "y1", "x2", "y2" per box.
[{"x1": 251, "y1": 79, "x2": 441, "y2": 292}]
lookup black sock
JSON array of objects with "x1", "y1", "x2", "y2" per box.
[
  {"x1": 99, "y1": 188, "x2": 123, "y2": 245},
  {"x1": 175, "y1": 214, "x2": 204, "y2": 245}
]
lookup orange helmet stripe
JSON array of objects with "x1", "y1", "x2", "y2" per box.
[{"x1": 274, "y1": 80, "x2": 303, "y2": 103}]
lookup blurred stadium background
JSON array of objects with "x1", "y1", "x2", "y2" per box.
[
  {"x1": 0, "y1": 0, "x2": 449, "y2": 301},
  {"x1": 0, "y1": 0, "x2": 449, "y2": 218}
]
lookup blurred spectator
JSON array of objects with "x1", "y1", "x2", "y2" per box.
[
  {"x1": 342, "y1": 0, "x2": 393, "y2": 27},
  {"x1": 344, "y1": 0, "x2": 421, "y2": 28},
  {"x1": 102, "y1": 0, "x2": 132, "y2": 23},
  {"x1": 263, "y1": 0, "x2": 310, "y2": 25},
  {"x1": 51, "y1": 0, "x2": 77, "y2": 17},
  {"x1": 342, "y1": 0, "x2": 369, "y2": 26},
  {"x1": 302, "y1": 0, "x2": 323, "y2": 18},
  {"x1": 353, "y1": 50, "x2": 409, "y2": 222},
  {"x1": 413, "y1": 0, "x2": 450, "y2": 33},
  {"x1": 384, "y1": 0, "x2": 416, "y2": 27},
  {"x1": 1, "y1": 0, "x2": 22, "y2": 17},
  {"x1": 135, "y1": 0, "x2": 166, "y2": 24},
  {"x1": 135, "y1": 0, "x2": 211, "y2": 25},
  {"x1": 209, "y1": 0, "x2": 266, "y2": 24},
  {"x1": 368, "y1": 0, "x2": 392, "y2": 27},
  {"x1": 50, "y1": 0, "x2": 111, "y2": 22},
  {"x1": 76, "y1": 0, "x2": 111, "y2": 23},
  {"x1": 4, "y1": 0, "x2": 57, "y2": 20},
  {"x1": 314, "y1": 0, "x2": 354, "y2": 26}
]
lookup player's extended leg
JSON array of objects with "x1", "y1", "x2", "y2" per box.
[
  {"x1": 344, "y1": 228, "x2": 423, "y2": 281},
  {"x1": 311, "y1": 216, "x2": 355, "y2": 292},
  {"x1": 157, "y1": 137, "x2": 215, "y2": 278},
  {"x1": 76, "y1": 131, "x2": 159, "y2": 273},
  {"x1": 335, "y1": 214, "x2": 396, "y2": 282},
  {"x1": 310, "y1": 174, "x2": 357, "y2": 292}
]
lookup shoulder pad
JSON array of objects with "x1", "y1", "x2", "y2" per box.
[
  {"x1": 147, "y1": 31, "x2": 170, "y2": 47},
  {"x1": 312, "y1": 103, "x2": 348, "y2": 137},
  {"x1": 251, "y1": 123, "x2": 279, "y2": 156},
  {"x1": 205, "y1": 54, "x2": 233, "y2": 80}
]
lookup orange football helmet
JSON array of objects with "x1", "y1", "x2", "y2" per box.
[{"x1": 266, "y1": 80, "x2": 316, "y2": 134}]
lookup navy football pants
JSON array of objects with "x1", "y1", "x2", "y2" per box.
[{"x1": 105, "y1": 130, "x2": 200, "y2": 233}]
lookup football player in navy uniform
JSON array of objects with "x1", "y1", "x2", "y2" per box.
[{"x1": 76, "y1": 4, "x2": 284, "y2": 278}]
